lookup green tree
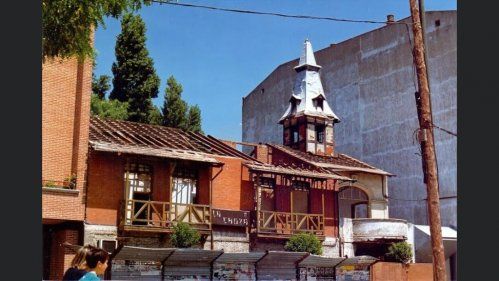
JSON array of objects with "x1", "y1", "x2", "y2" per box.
[
  {"x1": 284, "y1": 233, "x2": 323, "y2": 255},
  {"x1": 187, "y1": 105, "x2": 203, "y2": 133},
  {"x1": 171, "y1": 222, "x2": 201, "y2": 248},
  {"x1": 92, "y1": 74, "x2": 111, "y2": 99},
  {"x1": 110, "y1": 13, "x2": 160, "y2": 124},
  {"x1": 42, "y1": 0, "x2": 149, "y2": 60},
  {"x1": 90, "y1": 94, "x2": 129, "y2": 120},
  {"x1": 148, "y1": 105, "x2": 163, "y2": 125},
  {"x1": 385, "y1": 242, "x2": 413, "y2": 264},
  {"x1": 162, "y1": 76, "x2": 188, "y2": 129}
]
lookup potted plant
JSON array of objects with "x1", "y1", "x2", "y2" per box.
[{"x1": 63, "y1": 174, "x2": 77, "y2": 189}]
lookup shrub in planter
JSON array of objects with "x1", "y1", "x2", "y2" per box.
[
  {"x1": 284, "y1": 232, "x2": 323, "y2": 255},
  {"x1": 385, "y1": 241, "x2": 413, "y2": 264},
  {"x1": 43, "y1": 181, "x2": 57, "y2": 188},
  {"x1": 171, "y1": 222, "x2": 201, "y2": 248}
]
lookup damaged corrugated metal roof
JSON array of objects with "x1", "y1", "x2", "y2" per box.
[
  {"x1": 89, "y1": 117, "x2": 255, "y2": 162},
  {"x1": 269, "y1": 144, "x2": 393, "y2": 176},
  {"x1": 245, "y1": 162, "x2": 352, "y2": 181}
]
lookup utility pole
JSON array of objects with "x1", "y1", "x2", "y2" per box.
[{"x1": 408, "y1": 0, "x2": 447, "y2": 280}]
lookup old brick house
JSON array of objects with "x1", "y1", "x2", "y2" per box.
[
  {"x1": 83, "y1": 41, "x2": 408, "y2": 263},
  {"x1": 42, "y1": 55, "x2": 92, "y2": 280},
  {"x1": 241, "y1": 40, "x2": 408, "y2": 258},
  {"x1": 84, "y1": 117, "x2": 349, "y2": 256}
]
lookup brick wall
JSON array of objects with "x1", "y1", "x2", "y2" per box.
[
  {"x1": 42, "y1": 55, "x2": 92, "y2": 221},
  {"x1": 48, "y1": 228, "x2": 80, "y2": 280},
  {"x1": 86, "y1": 152, "x2": 256, "y2": 221},
  {"x1": 211, "y1": 156, "x2": 249, "y2": 211}
]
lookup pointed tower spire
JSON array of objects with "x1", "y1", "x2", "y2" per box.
[
  {"x1": 279, "y1": 39, "x2": 340, "y2": 156},
  {"x1": 295, "y1": 39, "x2": 321, "y2": 71},
  {"x1": 279, "y1": 39, "x2": 339, "y2": 123}
]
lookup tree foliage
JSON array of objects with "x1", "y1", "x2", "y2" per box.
[
  {"x1": 92, "y1": 74, "x2": 111, "y2": 99},
  {"x1": 42, "y1": 0, "x2": 149, "y2": 60},
  {"x1": 187, "y1": 105, "x2": 203, "y2": 134},
  {"x1": 148, "y1": 105, "x2": 163, "y2": 125},
  {"x1": 162, "y1": 76, "x2": 188, "y2": 129},
  {"x1": 90, "y1": 94, "x2": 129, "y2": 120},
  {"x1": 170, "y1": 222, "x2": 201, "y2": 248},
  {"x1": 109, "y1": 13, "x2": 160, "y2": 124},
  {"x1": 385, "y1": 242, "x2": 413, "y2": 264},
  {"x1": 284, "y1": 233, "x2": 323, "y2": 255}
]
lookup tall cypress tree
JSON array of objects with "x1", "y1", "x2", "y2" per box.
[
  {"x1": 187, "y1": 105, "x2": 203, "y2": 134},
  {"x1": 92, "y1": 74, "x2": 111, "y2": 100},
  {"x1": 162, "y1": 76, "x2": 188, "y2": 130},
  {"x1": 110, "y1": 13, "x2": 160, "y2": 123}
]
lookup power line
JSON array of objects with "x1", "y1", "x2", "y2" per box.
[{"x1": 151, "y1": 0, "x2": 410, "y2": 25}]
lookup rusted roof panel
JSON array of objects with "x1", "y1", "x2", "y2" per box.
[
  {"x1": 269, "y1": 144, "x2": 393, "y2": 176},
  {"x1": 245, "y1": 162, "x2": 352, "y2": 181},
  {"x1": 89, "y1": 117, "x2": 255, "y2": 161}
]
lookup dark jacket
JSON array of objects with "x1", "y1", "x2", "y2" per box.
[{"x1": 62, "y1": 267, "x2": 87, "y2": 281}]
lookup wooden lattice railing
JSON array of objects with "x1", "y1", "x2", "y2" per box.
[
  {"x1": 123, "y1": 199, "x2": 211, "y2": 230},
  {"x1": 257, "y1": 210, "x2": 324, "y2": 236}
]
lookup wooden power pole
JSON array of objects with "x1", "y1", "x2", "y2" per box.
[{"x1": 408, "y1": 0, "x2": 447, "y2": 280}]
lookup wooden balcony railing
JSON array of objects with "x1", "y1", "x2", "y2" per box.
[
  {"x1": 257, "y1": 210, "x2": 324, "y2": 236},
  {"x1": 122, "y1": 199, "x2": 211, "y2": 231}
]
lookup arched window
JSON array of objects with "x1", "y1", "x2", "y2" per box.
[{"x1": 338, "y1": 186, "x2": 369, "y2": 219}]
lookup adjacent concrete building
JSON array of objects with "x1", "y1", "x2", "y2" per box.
[{"x1": 242, "y1": 11, "x2": 457, "y2": 229}]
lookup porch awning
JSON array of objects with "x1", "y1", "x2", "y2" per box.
[
  {"x1": 299, "y1": 255, "x2": 346, "y2": 268},
  {"x1": 336, "y1": 255, "x2": 378, "y2": 266},
  {"x1": 90, "y1": 141, "x2": 222, "y2": 165},
  {"x1": 245, "y1": 162, "x2": 352, "y2": 180},
  {"x1": 112, "y1": 246, "x2": 176, "y2": 262},
  {"x1": 214, "y1": 252, "x2": 266, "y2": 264},
  {"x1": 256, "y1": 251, "x2": 309, "y2": 280}
]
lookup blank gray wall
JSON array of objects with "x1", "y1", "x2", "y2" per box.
[{"x1": 242, "y1": 11, "x2": 456, "y2": 228}]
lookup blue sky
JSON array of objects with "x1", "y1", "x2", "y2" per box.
[{"x1": 94, "y1": 0, "x2": 457, "y2": 141}]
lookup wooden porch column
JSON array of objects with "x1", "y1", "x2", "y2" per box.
[
  {"x1": 255, "y1": 173, "x2": 261, "y2": 233},
  {"x1": 209, "y1": 165, "x2": 214, "y2": 250}
]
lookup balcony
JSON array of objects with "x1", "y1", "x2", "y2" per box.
[
  {"x1": 256, "y1": 210, "x2": 324, "y2": 238},
  {"x1": 121, "y1": 199, "x2": 211, "y2": 233},
  {"x1": 351, "y1": 218, "x2": 408, "y2": 242}
]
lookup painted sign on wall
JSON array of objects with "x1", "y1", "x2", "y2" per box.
[{"x1": 212, "y1": 209, "x2": 249, "y2": 227}]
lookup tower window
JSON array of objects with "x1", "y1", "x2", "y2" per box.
[
  {"x1": 314, "y1": 96, "x2": 324, "y2": 111},
  {"x1": 292, "y1": 128, "x2": 299, "y2": 144},
  {"x1": 316, "y1": 124, "x2": 325, "y2": 144}
]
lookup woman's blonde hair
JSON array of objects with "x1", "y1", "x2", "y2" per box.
[{"x1": 70, "y1": 245, "x2": 96, "y2": 269}]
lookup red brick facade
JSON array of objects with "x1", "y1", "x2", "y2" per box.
[
  {"x1": 42, "y1": 52, "x2": 92, "y2": 279},
  {"x1": 47, "y1": 228, "x2": 80, "y2": 280},
  {"x1": 42, "y1": 56, "x2": 92, "y2": 221},
  {"x1": 85, "y1": 151, "x2": 255, "y2": 227}
]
